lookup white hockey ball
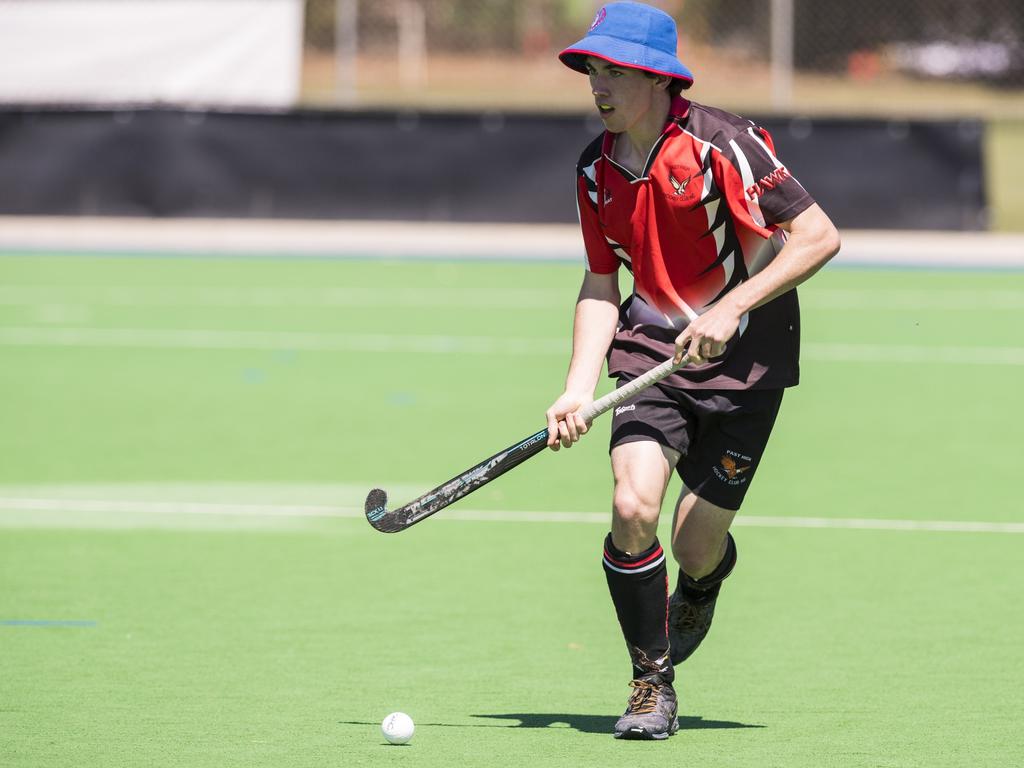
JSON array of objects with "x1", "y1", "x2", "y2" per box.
[{"x1": 381, "y1": 712, "x2": 414, "y2": 745}]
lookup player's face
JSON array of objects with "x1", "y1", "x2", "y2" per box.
[{"x1": 585, "y1": 56, "x2": 663, "y2": 134}]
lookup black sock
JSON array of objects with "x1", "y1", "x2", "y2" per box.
[
  {"x1": 602, "y1": 533, "x2": 673, "y2": 683},
  {"x1": 676, "y1": 532, "x2": 737, "y2": 600}
]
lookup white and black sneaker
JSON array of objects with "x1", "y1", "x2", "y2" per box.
[{"x1": 613, "y1": 674, "x2": 680, "y2": 740}]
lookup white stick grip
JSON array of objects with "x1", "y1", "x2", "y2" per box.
[{"x1": 578, "y1": 356, "x2": 686, "y2": 423}]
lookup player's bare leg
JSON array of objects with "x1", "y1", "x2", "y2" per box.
[
  {"x1": 667, "y1": 491, "x2": 738, "y2": 665},
  {"x1": 610, "y1": 440, "x2": 678, "y2": 552},
  {"x1": 606, "y1": 441, "x2": 682, "y2": 739}
]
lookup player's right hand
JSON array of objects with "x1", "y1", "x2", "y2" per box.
[{"x1": 545, "y1": 391, "x2": 593, "y2": 451}]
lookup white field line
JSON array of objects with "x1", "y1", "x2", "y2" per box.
[
  {"x1": 2, "y1": 325, "x2": 1024, "y2": 365},
  {"x1": 0, "y1": 497, "x2": 1021, "y2": 534},
  {"x1": 0, "y1": 285, "x2": 568, "y2": 310},
  {"x1": 0, "y1": 497, "x2": 346, "y2": 517},
  {"x1": 1, "y1": 285, "x2": 1022, "y2": 311},
  {"x1": 0, "y1": 326, "x2": 569, "y2": 355},
  {"x1": 800, "y1": 289, "x2": 1024, "y2": 311},
  {"x1": 801, "y1": 342, "x2": 1024, "y2": 366}
]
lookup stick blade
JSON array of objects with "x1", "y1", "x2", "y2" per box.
[{"x1": 364, "y1": 488, "x2": 404, "y2": 533}]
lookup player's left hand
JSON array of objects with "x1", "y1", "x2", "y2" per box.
[{"x1": 673, "y1": 304, "x2": 742, "y2": 365}]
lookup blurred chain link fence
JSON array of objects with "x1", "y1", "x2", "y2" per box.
[{"x1": 302, "y1": 0, "x2": 1024, "y2": 116}]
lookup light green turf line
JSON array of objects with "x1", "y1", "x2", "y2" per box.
[
  {"x1": 3, "y1": 327, "x2": 1024, "y2": 364},
  {"x1": 1, "y1": 496, "x2": 1022, "y2": 533},
  {"x1": 2, "y1": 283, "x2": 1023, "y2": 310},
  {"x1": 0, "y1": 283, "x2": 571, "y2": 309}
]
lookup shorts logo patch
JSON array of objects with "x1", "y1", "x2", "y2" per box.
[
  {"x1": 713, "y1": 450, "x2": 752, "y2": 485},
  {"x1": 614, "y1": 404, "x2": 636, "y2": 416}
]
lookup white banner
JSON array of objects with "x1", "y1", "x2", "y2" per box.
[{"x1": 0, "y1": 0, "x2": 304, "y2": 107}]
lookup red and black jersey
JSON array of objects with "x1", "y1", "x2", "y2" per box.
[{"x1": 575, "y1": 96, "x2": 815, "y2": 390}]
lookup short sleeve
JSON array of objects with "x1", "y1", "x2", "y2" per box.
[
  {"x1": 717, "y1": 125, "x2": 814, "y2": 228},
  {"x1": 574, "y1": 139, "x2": 619, "y2": 274}
]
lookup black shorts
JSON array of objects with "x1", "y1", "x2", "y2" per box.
[{"x1": 609, "y1": 377, "x2": 785, "y2": 511}]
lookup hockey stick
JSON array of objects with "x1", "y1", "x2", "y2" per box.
[{"x1": 364, "y1": 355, "x2": 687, "y2": 533}]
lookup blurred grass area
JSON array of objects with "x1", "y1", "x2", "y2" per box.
[{"x1": 1, "y1": 256, "x2": 1022, "y2": 521}]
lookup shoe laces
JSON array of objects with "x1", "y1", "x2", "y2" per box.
[
  {"x1": 625, "y1": 679, "x2": 661, "y2": 715},
  {"x1": 671, "y1": 593, "x2": 714, "y2": 633}
]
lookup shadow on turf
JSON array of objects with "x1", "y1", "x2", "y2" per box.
[
  {"x1": 340, "y1": 714, "x2": 762, "y2": 735},
  {"x1": 476, "y1": 713, "x2": 764, "y2": 734}
]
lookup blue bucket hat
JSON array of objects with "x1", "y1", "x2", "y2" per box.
[{"x1": 559, "y1": 2, "x2": 693, "y2": 87}]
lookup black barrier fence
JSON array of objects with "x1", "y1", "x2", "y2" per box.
[{"x1": 0, "y1": 107, "x2": 986, "y2": 230}]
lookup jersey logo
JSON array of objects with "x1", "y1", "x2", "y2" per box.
[
  {"x1": 745, "y1": 166, "x2": 792, "y2": 200},
  {"x1": 668, "y1": 172, "x2": 692, "y2": 195},
  {"x1": 603, "y1": 188, "x2": 613, "y2": 206},
  {"x1": 665, "y1": 169, "x2": 700, "y2": 204}
]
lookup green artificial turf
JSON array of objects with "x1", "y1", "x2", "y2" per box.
[{"x1": 1, "y1": 254, "x2": 1022, "y2": 767}]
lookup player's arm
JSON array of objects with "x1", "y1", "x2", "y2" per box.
[
  {"x1": 674, "y1": 203, "x2": 840, "y2": 363},
  {"x1": 724, "y1": 202, "x2": 840, "y2": 312},
  {"x1": 546, "y1": 270, "x2": 620, "y2": 450}
]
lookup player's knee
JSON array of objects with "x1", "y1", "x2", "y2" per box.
[
  {"x1": 613, "y1": 483, "x2": 660, "y2": 522},
  {"x1": 612, "y1": 484, "x2": 662, "y2": 535}
]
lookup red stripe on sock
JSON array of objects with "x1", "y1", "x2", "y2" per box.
[
  {"x1": 603, "y1": 544, "x2": 664, "y2": 570},
  {"x1": 664, "y1": 571, "x2": 670, "y2": 638}
]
